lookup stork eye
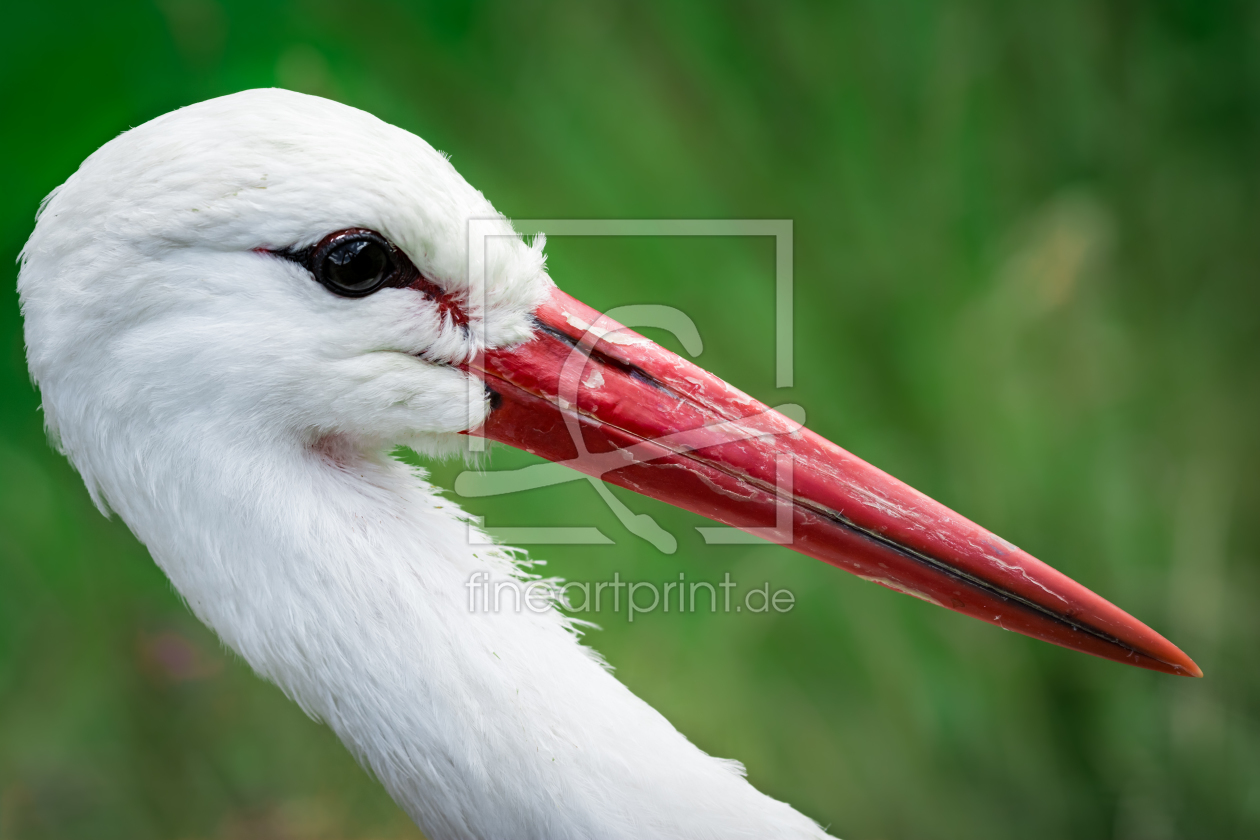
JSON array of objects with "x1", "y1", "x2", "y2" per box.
[{"x1": 310, "y1": 229, "x2": 407, "y2": 297}]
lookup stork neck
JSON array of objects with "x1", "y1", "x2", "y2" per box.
[{"x1": 110, "y1": 429, "x2": 823, "y2": 839}]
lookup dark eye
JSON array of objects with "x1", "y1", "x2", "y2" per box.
[{"x1": 310, "y1": 229, "x2": 407, "y2": 297}]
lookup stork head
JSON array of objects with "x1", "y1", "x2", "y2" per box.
[
  {"x1": 18, "y1": 89, "x2": 1201, "y2": 678},
  {"x1": 19, "y1": 89, "x2": 546, "y2": 469}
]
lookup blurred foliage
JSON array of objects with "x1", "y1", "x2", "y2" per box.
[{"x1": 2, "y1": 1, "x2": 1258, "y2": 838}]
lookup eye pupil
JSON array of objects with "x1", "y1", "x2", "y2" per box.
[
  {"x1": 326, "y1": 239, "x2": 389, "y2": 291},
  {"x1": 306, "y1": 230, "x2": 404, "y2": 297}
]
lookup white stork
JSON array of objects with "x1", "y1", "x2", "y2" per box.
[{"x1": 17, "y1": 90, "x2": 1199, "y2": 840}]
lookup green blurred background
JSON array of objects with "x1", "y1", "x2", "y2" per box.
[{"x1": 2, "y1": 1, "x2": 1258, "y2": 838}]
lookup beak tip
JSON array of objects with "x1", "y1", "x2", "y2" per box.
[{"x1": 1144, "y1": 645, "x2": 1202, "y2": 678}]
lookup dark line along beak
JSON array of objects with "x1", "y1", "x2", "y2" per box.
[{"x1": 462, "y1": 286, "x2": 1201, "y2": 678}]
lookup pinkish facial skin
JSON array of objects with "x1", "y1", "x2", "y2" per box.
[{"x1": 466, "y1": 287, "x2": 1201, "y2": 678}]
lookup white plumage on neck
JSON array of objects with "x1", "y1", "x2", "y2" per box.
[
  {"x1": 121, "y1": 423, "x2": 824, "y2": 839},
  {"x1": 18, "y1": 89, "x2": 829, "y2": 839}
]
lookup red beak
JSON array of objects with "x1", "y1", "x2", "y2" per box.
[{"x1": 464, "y1": 287, "x2": 1200, "y2": 678}]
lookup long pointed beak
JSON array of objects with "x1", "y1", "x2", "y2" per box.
[{"x1": 464, "y1": 287, "x2": 1200, "y2": 678}]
